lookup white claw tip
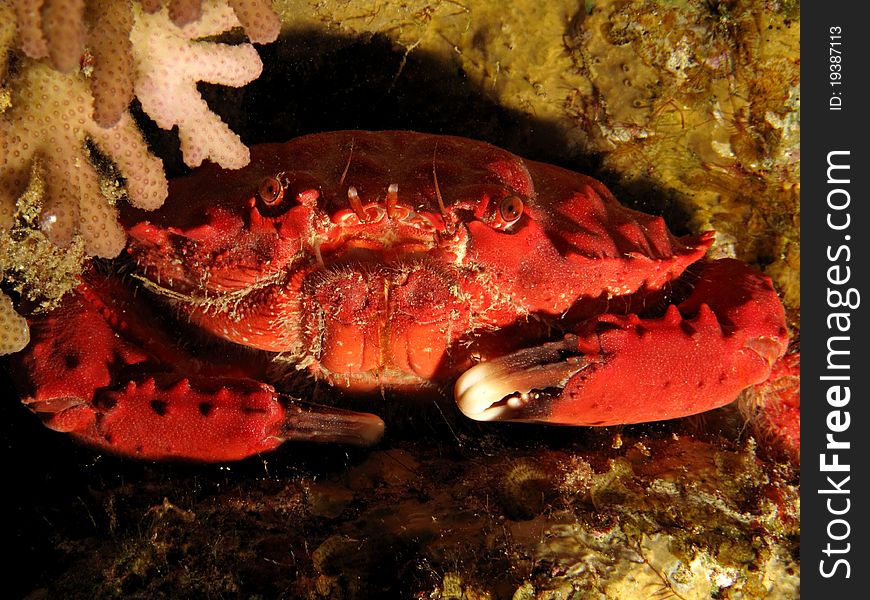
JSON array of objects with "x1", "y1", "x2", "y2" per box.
[{"x1": 454, "y1": 341, "x2": 588, "y2": 423}]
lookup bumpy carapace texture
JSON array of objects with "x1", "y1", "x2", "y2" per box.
[{"x1": 15, "y1": 131, "x2": 790, "y2": 461}]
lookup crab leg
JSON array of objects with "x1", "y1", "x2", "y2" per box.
[
  {"x1": 456, "y1": 258, "x2": 789, "y2": 426},
  {"x1": 15, "y1": 272, "x2": 384, "y2": 461}
]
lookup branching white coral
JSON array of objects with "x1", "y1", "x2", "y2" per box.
[
  {"x1": 0, "y1": 0, "x2": 279, "y2": 353},
  {"x1": 131, "y1": 0, "x2": 265, "y2": 168},
  {"x1": 1, "y1": 0, "x2": 277, "y2": 248},
  {"x1": 141, "y1": 0, "x2": 281, "y2": 43}
]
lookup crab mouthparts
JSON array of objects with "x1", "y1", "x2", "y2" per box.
[
  {"x1": 333, "y1": 183, "x2": 443, "y2": 232},
  {"x1": 455, "y1": 337, "x2": 589, "y2": 422}
]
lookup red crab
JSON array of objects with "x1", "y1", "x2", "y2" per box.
[{"x1": 14, "y1": 131, "x2": 791, "y2": 461}]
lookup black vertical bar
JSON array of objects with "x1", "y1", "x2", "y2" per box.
[{"x1": 802, "y1": 3, "x2": 869, "y2": 596}]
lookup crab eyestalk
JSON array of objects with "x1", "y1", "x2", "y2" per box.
[
  {"x1": 346, "y1": 186, "x2": 367, "y2": 221},
  {"x1": 385, "y1": 183, "x2": 399, "y2": 218}
]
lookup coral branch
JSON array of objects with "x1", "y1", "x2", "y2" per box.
[
  {"x1": 169, "y1": 0, "x2": 204, "y2": 26},
  {"x1": 7, "y1": 1, "x2": 278, "y2": 154},
  {"x1": 227, "y1": 0, "x2": 281, "y2": 44},
  {"x1": 10, "y1": 0, "x2": 49, "y2": 60},
  {"x1": 138, "y1": 0, "x2": 280, "y2": 42},
  {"x1": 130, "y1": 0, "x2": 265, "y2": 168},
  {"x1": 41, "y1": 0, "x2": 87, "y2": 73},
  {"x1": 86, "y1": 0, "x2": 135, "y2": 127},
  {"x1": 0, "y1": 60, "x2": 167, "y2": 257},
  {"x1": 140, "y1": 0, "x2": 164, "y2": 13},
  {"x1": 0, "y1": 1, "x2": 14, "y2": 88},
  {"x1": 0, "y1": 291, "x2": 28, "y2": 354}
]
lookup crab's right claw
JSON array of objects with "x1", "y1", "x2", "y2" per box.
[{"x1": 456, "y1": 259, "x2": 789, "y2": 428}]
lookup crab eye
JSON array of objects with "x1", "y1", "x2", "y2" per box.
[
  {"x1": 495, "y1": 195, "x2": 524, "y2": 228},
  {"x1": 257, "y1": 176, "x2": 285, "y2": 206}
]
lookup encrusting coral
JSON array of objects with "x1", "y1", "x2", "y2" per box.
[{"x1": 0, "y1": 0, "x2": 281, "y2": 353}]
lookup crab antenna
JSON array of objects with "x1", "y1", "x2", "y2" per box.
[
  {"x1": 313, "y1": 236, "x2": 326, "y2": 268},
  {"x1": 385, "y1": 183, "x2": 399, "y2": 218},
  {"x1": 346, "y1": 186, "x2": 368, "y2": 221},
  {"x1": 431, "y1": 146, "x2": 453, "y2": 234},
  {"x1": 338, "y1": 139, "x2": 354, "y2": 189}
]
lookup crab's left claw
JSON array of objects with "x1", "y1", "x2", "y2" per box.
[
  {"x1": 456, "y1": 259, "x2": 789, "y2": 427},
  {"x1": 15, "y1": 270, "x2": 384, "y2": 462}
]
